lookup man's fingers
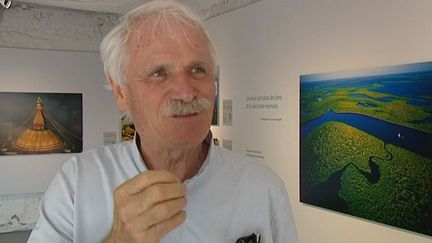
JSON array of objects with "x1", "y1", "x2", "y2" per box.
[
  {"x1": 120, "y1": 183, "x2": 187, "y2": 216},
  {"x1": 109, "y1": 170, "x2": 187, "y2": 242},
  {"x1": 147, "y1": 210, "x2": 187, "y2": 241},
  {"x1": 124, "y1": 170, "x2": 181, "y2": 194},
  {"x1": 139, "y1": 183, "x2": 187, "y2": 211},
  {"x1": 140, "y1": 197, "x2": 187, "y2": 229}
]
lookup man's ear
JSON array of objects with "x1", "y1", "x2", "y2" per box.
[{"x1": 108, "y1": 77, "x2": 128, "y2": 112}]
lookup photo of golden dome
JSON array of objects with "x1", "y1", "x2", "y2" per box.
[{"x1": 0, "y1": 92, "x2": 82, "y2": 155}]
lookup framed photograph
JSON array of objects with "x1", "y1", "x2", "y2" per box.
[
  {"x1": 0, "y1": 92, "x2": 82, "y2": 155},
  {"x1": 212, "y1": 65, "x2": 220, "y2": 126},
  {"x1": 300, "y1": 61, "x2": 432, "y2": 236},
  {"x1": 223, "y1": 99, "x2": 233, "y2": 126},
  {"x1": 121, "y1": 115, "x2": 135, "y2": 142}
]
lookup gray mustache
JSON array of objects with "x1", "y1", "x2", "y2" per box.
[{"x1": 164, "y1": 98, "x2": 211, "y2": 117}]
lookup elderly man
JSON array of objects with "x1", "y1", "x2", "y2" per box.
[{"x1": 28, "y1": 1, "x2": 298, "y2": 242}]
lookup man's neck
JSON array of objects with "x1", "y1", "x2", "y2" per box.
[{"x1": 137, "y1": 136, "x2": 209, "y2": 182}]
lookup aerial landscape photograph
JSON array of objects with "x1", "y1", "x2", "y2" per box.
[{"x1": 300, "y1": 61, "x2": 432, "y2": 236}]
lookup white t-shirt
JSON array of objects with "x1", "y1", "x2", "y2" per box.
[{"x1": 28, "y1": 137, "x2": 298, "y2": 243}]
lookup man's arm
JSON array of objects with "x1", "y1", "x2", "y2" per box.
[
  {"x1": 271, "y1": 185, "x2": 299, "y2": 243},
  {"x1": 27, "y1": 162, "x2": 75, "y2": 243}
]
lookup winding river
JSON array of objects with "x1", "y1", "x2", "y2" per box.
[
  {"x1": 300, "y1": 110, "x2": 432, "y2": 212},
  {"x1": 301, "y1": 110, "x2": 432, "y2": 160}
]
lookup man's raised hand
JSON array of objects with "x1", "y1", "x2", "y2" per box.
[{"x1": 103, "y1": 170, "x2": 187, "y2": 243}]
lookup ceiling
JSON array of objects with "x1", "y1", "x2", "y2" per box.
[{"x1": 11, "y1": 0, "x2": 259, "y2": 15}]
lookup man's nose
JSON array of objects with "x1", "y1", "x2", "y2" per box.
[{"x1": 170, "y1": 73, "x2": 197, "y2": 102}]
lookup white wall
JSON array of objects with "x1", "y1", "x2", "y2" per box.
[
  {"x1": 0, "y1": 47, "x2": 119, "y2": 195},
  {"x1": 0, "y1": 5, "x2": 117, "y2": 51},
  {"x1": 207, "y1": 0, "x2": 432, "y2": 242}
]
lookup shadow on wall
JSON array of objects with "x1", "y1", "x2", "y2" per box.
[{"x1": 0, "y1": 230, "x2": 31, "y2": 242}]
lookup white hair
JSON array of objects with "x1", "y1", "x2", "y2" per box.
[{"x1": 100, "y1": 0, "x2": 217, "y2": 87}]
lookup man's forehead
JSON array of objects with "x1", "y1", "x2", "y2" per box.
[
  {"x1": 124, "y1": 17, "x2": 213, "y2": 71},
  {"x1": 127, "y1": 17, "x2": 206, "y2": 49}
]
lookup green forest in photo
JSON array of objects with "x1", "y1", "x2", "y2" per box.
[
  {"x1": 300, "y1": 62, "x2": 432, "y2": 236},
  {"x1": 301, "y1": 86, "x2": 432, "y2": 133},
  {"x1": 301, "y1": 122, "x2": 432, "y2": 235}
]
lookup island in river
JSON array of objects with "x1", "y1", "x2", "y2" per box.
[{"x1": 300, "y1": 61, "x2": 432, "y2": 236}]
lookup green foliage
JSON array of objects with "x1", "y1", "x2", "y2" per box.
[
  {"x1": 340, "y1": 145, "x2": 432, "y2": 235},
  {"x1": 300, "y1": 85, "x2": 432, "y2": 133},
  {"x1": 301, "y1": 121, "x2": 387, "y2": 187},
  {"x1": 301, "y1": 121, "x2": 432, "y2": 235}
]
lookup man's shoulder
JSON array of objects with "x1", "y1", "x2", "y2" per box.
[
  {"x1": 62, "y1": 141, "x2": 135, "y2": 171},
  {"x1": 211, "y1": 146, "x2": 284, "y2": 187},
  {"x1": 84, "y1": 140, "x2": 133, "y2": 157}
]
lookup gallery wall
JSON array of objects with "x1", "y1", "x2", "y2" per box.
[
  {"x1": 207, "y1": 0, "x2": 432, "y2": 242},
  {"x1": 0, "y1": 0, "x2": 431, "y2": 242},
  {"x1": 0, "y1": 47, "x2": 118, "y2": 195},
  {"x1": 0, "y1": 5, "x2": 117, "y2": 52}
]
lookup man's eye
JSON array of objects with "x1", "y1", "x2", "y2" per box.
[
  {"x1": 191, "y1": 67, "x2": 206, "y2": 74},
  {"x1": 150, "y1": 68, "x2": 167, "y2": 78}
]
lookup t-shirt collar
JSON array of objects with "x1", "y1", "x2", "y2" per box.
[{"x1": 130, "y1": 131, "x2": 214, "y2": 181}]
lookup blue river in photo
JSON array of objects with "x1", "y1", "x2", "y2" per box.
[
  {"x1": 302, "y1": 69, "x2": 432, "y2": 106},
  {"x1": 300, "y1": 63, "x2": 432, "y2": 236},
  {"x1": 300, "y1": 110, "x2": 432, "y2": 160},
  {"x1": 300, "y1": 68, "x2": 432, "y2": 159}
]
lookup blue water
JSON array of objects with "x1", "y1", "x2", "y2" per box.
[
  {"x1": 300, "y1": 66, "x2": 432, "y2": 235},
  {"x1": 302, "y1": 70, "x2": 432, "y2": 99},
  {"x1": 377, "y1": 97, "x2": 396, "y2": 102},
  {"x1": 349, "y1": 93, "x2": 395, "y2": 103},
  {"x1": 350, "y1": 94, "x2": 373, "y2": 99},
  {"x1": 300, "y1": 69, "x2": 432, "y2": 158},
  {"x1": 357, "y1": 103, "x2": 377, "y2": 108},
  {"x1": 409, "y1": 97, "x2": 432, "y2": 106},
  {"x1": 349, "y1": 92, "x2": 430, "y2": 106},
  {"x1": 300, "y1": 110, "x2": 432, "y2": 159},
  {"x1": 370, "y1": 71, "x2": 432, "y2": 98}
]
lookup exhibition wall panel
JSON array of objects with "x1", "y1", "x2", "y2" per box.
[
  {"x1": 207, "y1": 0, "x2": 432, "y2": 242},
  {"x1": 0, "y1": 47, "x2": 118, "y2": 194}
]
